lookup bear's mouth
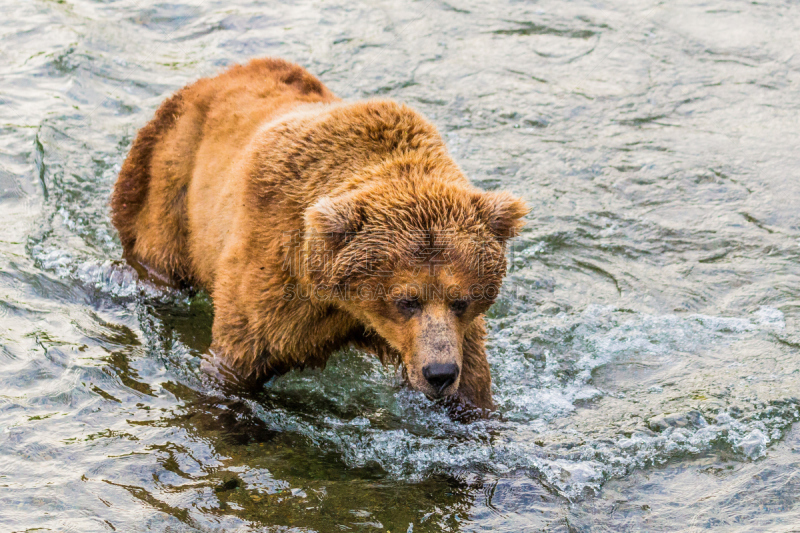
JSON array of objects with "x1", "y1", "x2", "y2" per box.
[
  {"x1": 436, "y1": 377, "x2": 456, "y2": 395},
  {"x1": 421, "y1": 381, "x2": 457, "y2": 401}
]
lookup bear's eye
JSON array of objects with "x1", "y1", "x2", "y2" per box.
[
  {"x1": 450, "y1": 299, "x2": 470, "y2": 315},
  {"x1": 396, "y1": 297, "x2": 422, "y2": 315}
]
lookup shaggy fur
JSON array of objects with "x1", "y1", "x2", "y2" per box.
[{"x1": 111, "y1": 57, "x2": 526, "y2": 413}]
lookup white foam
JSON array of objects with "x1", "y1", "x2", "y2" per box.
[
  {"x1": 32, "y1": 245, "x2": 175, "y2": 300},
  {"x1": 249, "y1": 305, "x2": 797, "y2": 497}
]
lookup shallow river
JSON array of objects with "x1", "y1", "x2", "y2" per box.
[{"x1": 2, "y1": 0, "x2": 800, "y2": 531}]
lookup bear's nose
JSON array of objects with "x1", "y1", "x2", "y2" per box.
[{"x1": 422, "y1": 363, "x2": 459, "y2": 394}]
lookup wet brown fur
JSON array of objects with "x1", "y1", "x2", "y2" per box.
[{"x1": 111, "y1": 57, "x2": 526, "y2": 413}]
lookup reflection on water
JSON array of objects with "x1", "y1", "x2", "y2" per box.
[{"x1": 2, "y1": 0, "x2": 800, "y2": 531}]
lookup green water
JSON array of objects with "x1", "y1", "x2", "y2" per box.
[{"x1": 2, "y1": 0, "x2": 800, "y2": 531}]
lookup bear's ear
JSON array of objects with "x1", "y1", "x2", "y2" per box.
[
  {"x1": 474, "y1": 191, "x2": 528, "y2": 241},
  {"x1": 305, "y1": 194, "x2": 364, "y2": 249}
]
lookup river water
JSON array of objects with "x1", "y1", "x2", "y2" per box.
[{"x1": 2, "y1": 0, "x2": 800, "y2": 531}]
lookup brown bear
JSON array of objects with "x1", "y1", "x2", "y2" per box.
[{"x1": 111, "y1": 57, "x2": 526, "y2": 415}]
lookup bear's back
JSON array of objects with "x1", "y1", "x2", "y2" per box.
[{"x1": 111, "y1": 58, "x2": 338, "y2": 284}]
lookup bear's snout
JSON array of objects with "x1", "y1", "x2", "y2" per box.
[{"x1": 422, "y1": 363, "x2": 460, "y2": 394}]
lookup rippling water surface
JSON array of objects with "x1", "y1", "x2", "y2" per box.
[{"x1": 2, "y1": 0, "x2": 800, "y2": 531}]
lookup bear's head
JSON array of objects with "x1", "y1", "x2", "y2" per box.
[{"x1": 303, "y1": 174, "x2": 527, "y2": 400}]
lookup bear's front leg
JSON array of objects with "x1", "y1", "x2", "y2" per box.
[
  {"x1": 449, "y1": 317, "x2": 494, "y2": 419},
  {"x1": 206, "y1": 253, "x2": 301, "y2": 391}
]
